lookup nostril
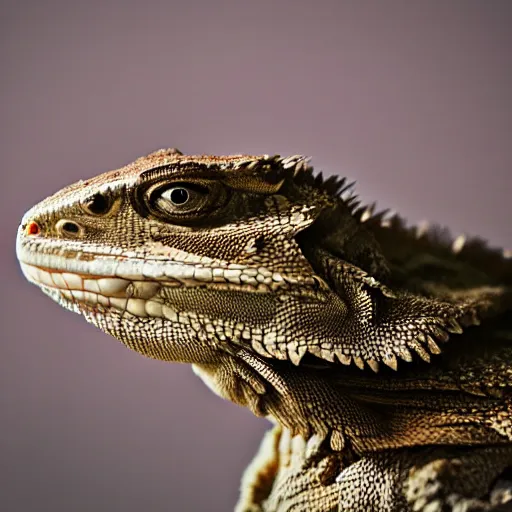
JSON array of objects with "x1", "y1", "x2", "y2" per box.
[
  {"x1": 62, "y1": 222, "x2": 79, "y2": 234},
  {"x1": 25, "y1": 221, "x2": 40, "y2": 236},
  {"x1": 56, "y1": 219, "x2": 82, "y2": 238}
]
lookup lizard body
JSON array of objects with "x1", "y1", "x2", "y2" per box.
[{"x1": 16, "y1": 149, "x2": 512, "y2": 511}]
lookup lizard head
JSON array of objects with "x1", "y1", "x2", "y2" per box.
[
  {"x1": 16, "y1": 149, "x2": 351, "y2": 364},
  {"x1": 17, "y1": 149, "x2": 499, "y2": 372}
]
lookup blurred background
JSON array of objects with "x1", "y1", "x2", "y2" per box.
[{"x1": 1, "y1": 1, "x2": 511, "y2": 510}]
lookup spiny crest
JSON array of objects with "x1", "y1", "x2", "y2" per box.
[
  {"x1": 142, "y1": 150, "x2": 510, "y2": 278},
  {"x1": 139, "y1": 150, "x2": 356, "y2": 201},
  {"x1": 230, "y1": 153, "x2": 354, "y2": 198},
  {"x1": 353, "y1": 203, "x2": 512, "y2": 284}
]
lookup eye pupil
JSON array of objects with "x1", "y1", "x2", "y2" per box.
[
  {"x1": 169, "y1": 188, "x2": 189, "y2": 205},
  {"x1": 85, "y1": 193, "x2": 110, "y2": 214}
]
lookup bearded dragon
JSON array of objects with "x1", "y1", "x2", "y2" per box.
[{"x1": 16, "y1": 149, "x2": 512, "y2": 511}]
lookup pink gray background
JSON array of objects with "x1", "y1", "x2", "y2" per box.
[{"x1": 2, "y1": 1, "x2": 511, "y2": 510}]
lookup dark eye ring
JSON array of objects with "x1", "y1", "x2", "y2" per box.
[
  {"x1": 153, "y1": 183, "x2": 207, "y2": 215},
  {"x1": 136, "y1": 180, "x2": 228, "y2": 225},
  {"x1": 82, "y1": 193, "x2": 112, "y2": 215}
]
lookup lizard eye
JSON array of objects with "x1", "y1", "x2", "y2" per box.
[
  {"x1": 134, "y1": 179, "x2": 229, "y2": 224},
  {"x1": 147, "y1": 182, "x2": 221, "y2": 221},
  {"x1": 82, "y1": 193, "x2": 113, "y2": 216}
]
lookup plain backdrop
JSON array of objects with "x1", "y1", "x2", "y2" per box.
[{"x1": 1, "y1": 1, "x2": 511, "y2": 511}]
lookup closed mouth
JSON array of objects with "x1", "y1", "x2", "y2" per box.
[
  {"x1": 19, "y1": 261, "x2": 165, "y2": 317},
  {"x1": 17, "y1": 235, "x2": 308, "y2": 305}
]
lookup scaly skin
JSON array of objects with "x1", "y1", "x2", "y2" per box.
[{"x1": 16, "y1": 149, "x2": 512, "y2": 511}]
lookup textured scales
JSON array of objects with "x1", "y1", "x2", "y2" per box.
[{"x1": 16, "y1": 149, "x2": 512, "y2": 511}]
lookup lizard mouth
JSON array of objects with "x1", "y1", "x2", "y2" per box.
[
  {"x1": 17, "y1": 227, "x2": 322, "y2": 325},
  {"x1": 19, "y1": 261, "x2": 165, "y2": 317},
  {"x1": 16, "y1": 230, "x2": 300, "y2": 289},
  {"x1": 16, "y1": 229, "x2": 317, "y2": 309},
  {"x1": 19, "y1": 256, "x2": 315, "y2": 322}
]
